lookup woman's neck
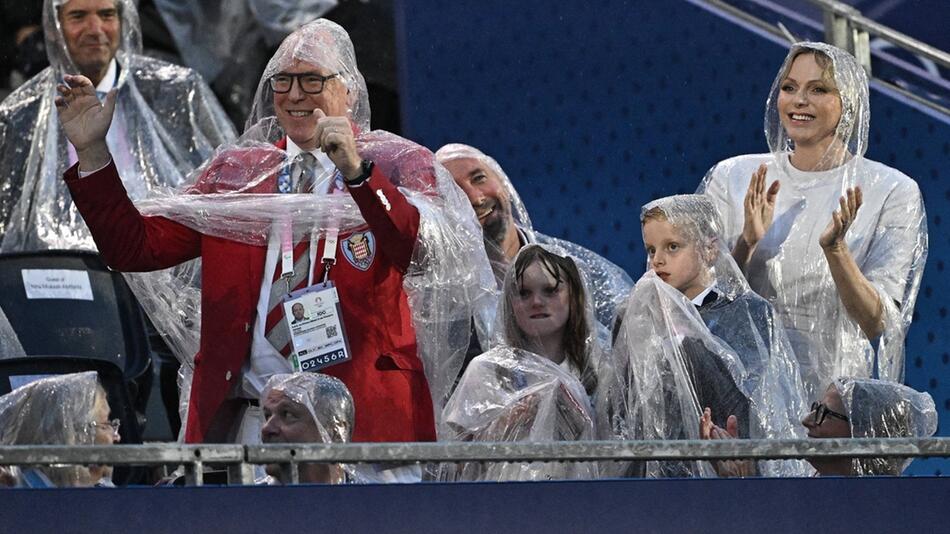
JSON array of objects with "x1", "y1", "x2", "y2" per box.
[{"x1": 789, "y1": 137, "x2": 850, "y2": 172}]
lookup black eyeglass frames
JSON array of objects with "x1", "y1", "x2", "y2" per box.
[
  {"x1": 810, "y1": 401, "x2": 849, "y2": 426},
  {"x1": 268, "y1": 72, "x2": 340, "y2": 95}
]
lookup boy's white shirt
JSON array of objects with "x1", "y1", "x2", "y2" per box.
[{"x1": 690, "y1": 285, "x2": 716, "y2": 307}]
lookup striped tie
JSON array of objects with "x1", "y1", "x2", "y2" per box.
[
  {"x1": 264, "y1": 152, "x2": 316, "y2": 355},
  {"x1": 264, "y1": 153, "x2": 322, "y2": 355},
  {"x1": 293, "y1": 152, "x2": 318, "y2": 194},
  {"x1": 264, "y1": 237, "x2": 311, "y2": 356}
]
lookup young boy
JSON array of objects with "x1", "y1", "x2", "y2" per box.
[
  {"x1": 641, "y1": 195, "x2": 802, "y2": 394},
  {"x1": 624, "y1": 194, "x2": 807, "y2": 476}
]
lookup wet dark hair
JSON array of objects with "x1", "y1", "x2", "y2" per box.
[{"x1": 505, "y1": 245, "x2": 597, "y2": 395}]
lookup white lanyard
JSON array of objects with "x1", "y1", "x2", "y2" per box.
[
  {"x1": 278, "y1": 218, "x2": 340, "y2": 290},
  {"x1": 309, "y1": 227, "x2": 339, "y2": 286},
  {"x1": 279, "y1": 217, "x2": 295, "y2": 281}
]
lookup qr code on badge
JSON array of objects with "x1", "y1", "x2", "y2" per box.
[{"x1": 325, "y1": 325, "x2": 338, "y2": 338}]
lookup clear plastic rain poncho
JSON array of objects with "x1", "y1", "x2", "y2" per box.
[
  {"x1": 261, "y1": 372, "x2": 355, "y2": 483},
  {"x1": 154, "y1": 0, "x2": 338, "y2": 84},
  {"x1": 434, "y1": 143, "x2": 633, "y2": 331},
  {"x1": 262, "y1": 372, "x2": 354, "y2": 444},
  {"x1": 124, "y1": 19, "x2": 495, "y2": 428},
  {"x1": 0, "y1": 305, "x2": 25, "y2": 359},
  {"x1": 441, "y1": 244, "x2": 600, "y2": 482},
  {"x1": 0, "y1": 372, "x2": 109, "y2": 487},
  {"x1": 0, "y1": 0, "x2": 236, "y2": 252},
  {"x1": 600, "y1": 195, "x2": 808, "y2": 478},
  {"x1": 698, "y1": 42, "x2": 927, "y2": 400},
  {"x1": 832, "y1": 377, "x2": 937, "y2": 475}
]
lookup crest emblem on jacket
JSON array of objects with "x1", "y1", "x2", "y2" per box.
[{"x1": 342, "y1": 231, "x2": 376, "y2": 271}]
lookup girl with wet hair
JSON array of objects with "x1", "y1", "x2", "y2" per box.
[
  {"x1": 503, "y1": 245, "x2": 598, "y2": 394},
  {"x1": 440, "y1": 244, "x2": 601, "y2": 481}
]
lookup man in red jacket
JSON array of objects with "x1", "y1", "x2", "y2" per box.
[{"x1": 54, "y1": 21, "x2": 438, "y2": 461}]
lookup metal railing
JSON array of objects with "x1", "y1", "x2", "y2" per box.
[
  {"x1": 805, "y1": 0, "x2": 950, "y2": 72},
  {"x1": 695, "y1": 0, "x2": 950, "y2": 116},
  {"x1": 2, "y1": 437, "x2": 949, "y2": 486}
]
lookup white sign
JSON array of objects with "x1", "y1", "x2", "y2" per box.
[{"x1": 21, "y1": 269, "x2": 94, "y2": 301}]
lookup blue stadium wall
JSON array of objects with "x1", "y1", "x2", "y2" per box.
[
  {"x1": 395, "y1": 0, "x2": 950, "y2": 474},
  {"x1": 2, "y1": 477, "x2": 948, "y2": 533}
]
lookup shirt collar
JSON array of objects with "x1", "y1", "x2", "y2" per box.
[
  {"x1": 516, "y1": 225, "x2": 533, "y2": 246},
  {"x1": 691, "y1": 285, "x2": 716, "y2": 307},
  {"x1": 285, "y1": 136, "x2": 335, "y2": 168},
  {"x1": 284, "y1": 137, "x2": 340, "y2": 194},
  {"x1": 95, "y1": 58, "x2": 119, "y2": 93}
]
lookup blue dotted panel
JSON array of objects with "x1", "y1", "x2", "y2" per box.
[
  {"x1": 881, "y1": 93, "x2": 950, "y2": 475},
  {"x1": 401, "y1": 0, "x2": 949, "y2": 474}
]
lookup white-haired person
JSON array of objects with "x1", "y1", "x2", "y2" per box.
[{"x1": 0, "y1": 372, "x2": 120, "y2": 487}]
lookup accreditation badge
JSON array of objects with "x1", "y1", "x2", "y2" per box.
[{"x1": 282, "y1": 281, "x2": 352, "y2": 372}]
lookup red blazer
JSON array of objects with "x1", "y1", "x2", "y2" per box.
[{"x1": 65, "y1": 137, "x2": 436, "y2": 443}]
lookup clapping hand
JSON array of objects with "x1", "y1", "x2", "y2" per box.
[
  {"x1": 699, "y1": 407, "x2": 755, "y2": 478},
  {"x1": 819, "y1": 187, "x2": 863, "y2": 251},
  {"x1": 740, "y1": 164, "x2": 780, "y2": 249}
]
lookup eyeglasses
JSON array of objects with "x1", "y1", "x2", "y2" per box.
[
  {"x1": 268, "y1": 72, "x2": 340, "y2": 94},
  {"x1": 809, "y1": 402, "x2": 849, "y2": 426},
  {"x1": 89, "y1": 418, "x2": 121, "y2": 439}
]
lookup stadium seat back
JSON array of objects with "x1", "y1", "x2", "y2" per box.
[{"x1": 0, "y1": 251, "x2": 151, "y2": 381}]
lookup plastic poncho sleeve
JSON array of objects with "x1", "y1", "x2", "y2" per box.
[
  {"x1": 695, "y1": 162, "x2": 741, "y2": 249},
  {"x1": 860, "y1": 178, "x2": 926, "y2": 381},
  {"x1": 862, "y1": 178, "x2": 925, "y2": 303}
]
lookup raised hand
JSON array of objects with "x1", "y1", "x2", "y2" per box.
[
  {"x1": 740, "y1": 164, "x2": 780, "y2": 249},
  {"x1": 313, "y1": 109, "x2": 362, "y2": 180},
  {"x1": 820, "y1": 186, "x2": 863, "y2": 251},
  {"x1": 54, "y1": 74, "x2": 115, "y2": 171},
  {"x1": 54, "y1": 75, "x2": 115, "y2": 152}
]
